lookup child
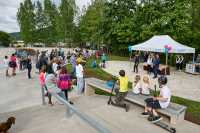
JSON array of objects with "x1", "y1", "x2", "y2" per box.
[
  {"x1": 112, "y1": 70, "x2": 129, "y2": 112},
  {"x1": 141, "y1": 75, "x2": 151, "y2": 95},
  {"x1": 100, "y1": 53, "x2": 107, "y2": 68},
  {"x1": 3, "y1": 56, "x2": 10, "y2": 77},
  {"x1": 132, "y1": 75, "x2": 142, "y2": 94},
  {"x1": 91, "y1": 59, "x2": 97, "y2": 68},
  {"x1": 39, "y1": 65, "x2": 53, "y2": 105},
  {"x1": 141, "y1": 76, "x2": 171, "y2": 123},
  {"x1": 45, "y1": 64, "x2": 66, "y2": 102},
  {"x1": 57, "y1": 66, "x2": 73, "y2": 104}
]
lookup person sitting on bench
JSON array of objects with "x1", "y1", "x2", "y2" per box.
[
  {"x1": 141, "y1": 76, "x2": 171, "y2": 123},
  {"x1": 112, "y1": 70, "x2": 130, "y2": 112},
  {"x1": 132, "y1": 75, "x2": 150, "y2": 95}
]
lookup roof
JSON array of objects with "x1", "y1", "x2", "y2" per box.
[{"x1": 130, "y1": 35, "x2": 195, "y2": 53}]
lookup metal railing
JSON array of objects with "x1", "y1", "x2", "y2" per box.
[{"x1": 41, "y1": 88, "x2": 111, "y2": 133}]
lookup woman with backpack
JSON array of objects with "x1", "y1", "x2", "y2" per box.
[{"x1": 57, "y1": 66, "x2": 74, "y2": 104}]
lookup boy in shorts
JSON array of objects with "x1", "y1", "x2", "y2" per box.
[
  {"x1": 141, "y1": 76, "x2": 171, "y2": 123},
  {"x1": 112, "y1": 70, "x2": 130, "y2": 112}
]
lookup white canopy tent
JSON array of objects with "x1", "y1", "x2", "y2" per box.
[
  {"x1": 130, "y1": 35, "x2": 195, "y2": 54},
  {"x1": 130, "y1": 35, "x2": 196, "y2": 74}
]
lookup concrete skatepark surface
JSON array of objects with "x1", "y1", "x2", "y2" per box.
[{"x1": 0, "y1": 95, "x2": 200, "y2": 133}]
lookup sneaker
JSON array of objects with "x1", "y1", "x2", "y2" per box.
[
  {"x1": 69, "y1": 101, "x2": 74, "y2": 105},
  {"x1": 141, "y1": 112, "x2": 150, "y2": 117},
  {"x1": 150, "y1": 116, "x2": 163, "y2": 123}
]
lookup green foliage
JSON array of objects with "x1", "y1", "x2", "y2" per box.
[
  {"x1": 79, "y1": 0, "x2": 107, "y2": 47},
  {"x1": 17, "y1": 0, "x2": 77, "y2": 46},
  {"x1": 79, "y1": 0, "x2": 200, "y2": 55},
  {"x1": 17, "y1": 0, "x2": 35, "y2": 44},
  {"x1": 9, "y1": 32, "x2": 21, "y2": 40},
  {"x1": 58, "y1": 0, "x2": 76, "y2": 44},
  {"x1": 0, "y1": 31, "x2": 11, "y2": 47}
]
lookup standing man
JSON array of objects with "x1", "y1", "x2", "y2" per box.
[
  {"x1": 179, "y1": 55, "x2": 184, "y2": 71},
  {"x1": 75, "y1": 61, "x2": 84, "y2": 95},
  {"x1": 176, "y1": 55, "x2": 180, "y2": 70},
  {"x1": 27, "y1": 55, "x2": 32, "y2": 79},
  {"x1": 70, "y1": 54, "x2": 76, "y2": 76},
  {"x1": 153, "y1": 54, "x2": 160, "y2": 78},
  {"x1": 133, "y1": 53, "x2": 140, "y2": 73}
]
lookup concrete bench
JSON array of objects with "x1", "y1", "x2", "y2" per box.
[{"x1": 85, "y1": 77, "x2": 187, "y2": 124}]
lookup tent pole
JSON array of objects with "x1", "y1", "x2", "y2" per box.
[
  {"x1": 130, "y1": 51, "x2": 132, "y2": 69},
  {"x1": 192, "y1": 53, "x2": 195, "y2": 63},
  {"x1": 165, "y1": 52, "x2": 168, "y2": 75}
]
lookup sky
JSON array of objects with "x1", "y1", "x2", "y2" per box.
[{"x1": 0, "y1": 0, "x2": 91, "y2": 33}]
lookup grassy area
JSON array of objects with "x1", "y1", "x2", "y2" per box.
[
  {"x1": 108, "y1": 55, "x2": 129, "y2": 61},
  {"x1": 68, "y1": 55, "x2": 200, "y2": 125},
  {"x1": 172, "y1": 96, "x2": 200, "y2": 124}
]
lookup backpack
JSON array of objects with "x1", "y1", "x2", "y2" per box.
[{"x1": 57, "y1": 74, "x2": 71, "y2": 90}]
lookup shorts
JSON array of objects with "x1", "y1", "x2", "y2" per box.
[{"x1": 145, "y1": 98, "x2": 161, "y2": 109}]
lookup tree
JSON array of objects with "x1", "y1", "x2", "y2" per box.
[
  {"x1": 43, "y1": 0, "x2": 59, "y2": 44},
  {"x1": 0, "y1": 31, "x2": 11, "y2": 47},
  {"x1": 34, "y1": 0, "x2": 46, "y2": 43},
  {"x1": 79, "y1": 0, "x2": 107, "y2": 47},
  {"x1": 17, "y1": 0, "x2": 35, "y2": 45},
  {"x1": 58, "y1": 0, "x2": 77, "y2": 45}
]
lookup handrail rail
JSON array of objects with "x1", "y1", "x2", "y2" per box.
[{"x1": 46, "y1": 90, "x2": 111, "y2": 133}]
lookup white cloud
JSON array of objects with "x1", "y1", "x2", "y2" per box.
[{"x1": 0, "y1": 0, "x2": 91, "y2": 33}]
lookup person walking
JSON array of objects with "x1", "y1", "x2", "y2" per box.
[
  {"x1": 9, "y1": 54, "x2": 17, "y2": 76},
  {"x1": 37, "y1": 52, "x2": 48, "y2": 71},
  {"x1": 75, "y1": 61, "x2": 84, "y2": 95},
  {"x1": 147, "y1": 54, "x2": 153, "y2": 74},
  {"x1": 153, "y1": 54, "x2": 160, "y2": 78},
  {"x1": 27, "y1": 55, "x2": 32, "y2": 79},
  {"x1": 133, "y1": 53, "x2": 140, "y2": 73},
  {"x1": 45, "y1": 64, "x2": 66, "y2": 101},
  {"x1": 3, "y1": 56, "x2": 10, "y2": 77},
  {"x1": 57, "y1": 66, "x2": 73, "y2": 104}
]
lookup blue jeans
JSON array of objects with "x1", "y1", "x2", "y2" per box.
[{"x1": 153, "y1": 67, "x2": 158, "y2": 77}]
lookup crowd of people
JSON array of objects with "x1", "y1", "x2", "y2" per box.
[
  {"x1": 36, "y1": 48, "x2": 92, "y2": 105},
  {"x1": 2, "y1": 47, "x2": 172, "y2": 124},
  {"x1": 131, "y1": 52, "x2": 161, "y2": 78},
  {"x1": 131, "y1": 52, "x2": 186, "y2": 77},
  {"x1": 3, "y1": 53, "x2": 32, "y2": 78}
]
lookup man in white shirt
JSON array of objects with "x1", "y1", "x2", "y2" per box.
[
  {"x1": 76, "y1": 61, "x2": 84, "y2": 95},
  {"x1": 142, "y1": 76, "x2": 171, "y2": 123},
  {"x1": 52, "y1": 58, "x2": 58, "y2": 74}
]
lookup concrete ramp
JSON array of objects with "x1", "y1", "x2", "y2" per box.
[{"x1": 0, "y1": 95, "x2": 199, "y2": 133}]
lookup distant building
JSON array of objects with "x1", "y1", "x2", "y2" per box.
[{"x1": 12, "y1": 40, "x2": 25, "y2": 47}]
